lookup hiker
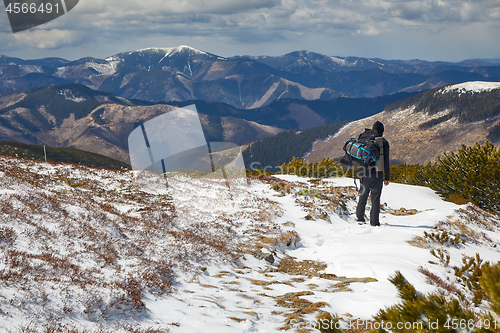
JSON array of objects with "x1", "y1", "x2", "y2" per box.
[{"x1": 355, "y1": 121, "x2": 390, "y2": 226}]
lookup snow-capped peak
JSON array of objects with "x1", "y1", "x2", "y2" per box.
[
  {"x1": 128, "y1": 45, "x2": 210, "y2": 57},
  {"x1": 329, "y1": 56, "x2": 347, "y2": 66},
  {"x1": 105, "y1": 46, "x2": 225, "y2": 66},
  {"x1": 440, "y1": 81, "x2": 500, "y2": 94}
]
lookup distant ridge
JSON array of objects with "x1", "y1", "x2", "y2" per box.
[{"x1": 2, "y1": 46, "x2": 500, "y2": 109}]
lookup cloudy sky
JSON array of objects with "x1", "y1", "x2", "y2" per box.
[{"x1": 1, "y1": 0, "x2": 500, "y2": 61}]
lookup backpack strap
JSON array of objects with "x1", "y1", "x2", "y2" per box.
[{"x1": 374, "y1": 137, "x2": 384, "y2": 173}]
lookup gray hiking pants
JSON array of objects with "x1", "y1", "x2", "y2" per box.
[{"x1": 356, "y1": 174, "x2": 383, "y2": 226}]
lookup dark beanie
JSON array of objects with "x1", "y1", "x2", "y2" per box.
[{"x1": 373, "y1": 121, "x2": 384, "y2": 135}]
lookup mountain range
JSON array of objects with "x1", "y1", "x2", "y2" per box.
[{"x1": 2, "y1": 46, "x2": 500, "y2": 109}]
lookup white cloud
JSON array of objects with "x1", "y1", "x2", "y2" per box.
[
  {"x1": 25, "y1": 0, "x2": 500, "y2": 43},
  {"x1": 11, "y1": 29, "x2": 86, "y2": 49},
  {"x1": 357, "y1": 26, "x2": 380, "y2": 35},
  {"x1": 1, "y1": 0, "x2": 499, "y2": 61}
]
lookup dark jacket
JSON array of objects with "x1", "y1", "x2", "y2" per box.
[{"x1": 381, "y1": 138, "x2": 390, "y2": 181}]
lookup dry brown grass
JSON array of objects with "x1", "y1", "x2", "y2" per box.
[
  {"x1": 277, "y1": 291, "x2": 329, "y2": 330},
  {"x1": 409, "y1": 204, "x2": 500, "y2": 255},
  {"x1": 256, "y1": 175, "x2": 355, "y2": 222},
  {"x1": 418, "y1": 267, "x2": 467, "y2": 305},
  {"x1": 277, "y1": 256, "x2": 328, "y2": 277},
  {"x1": 0, "y1": 155, "x2": 290, "y2": 328},
  {"x1": 228, "y1": 317, "x2": 247, "y2": 323},
  {"x1": 412, "y1": 204, "x2": 500, "y2": 311},
  {"x1": 264, "y1": 230, "x2": 302, "y2": 249},
  {"x1": 430, "y1": 205, "x2": 500, "y2": 248},
  {"x1": 12, "y1": 323, "x2": 172, "y2": 333},
  {"x1": 407, "y1": 235, "x2": 428, "y2": 248},
  {"x1": 385, "y1": 207, "x2": 420, "y2": 216}
]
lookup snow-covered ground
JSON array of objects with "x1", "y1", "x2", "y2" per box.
[
  {"x1": 440, "y1": 81, "x2": 500, "y2": 95},
  {"x1": 0, "y1": 156, "x2": 499, "y2": 332}
]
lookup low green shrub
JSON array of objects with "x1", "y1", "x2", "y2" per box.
[{"x1": 373, "y1": 271, "x2": 475, "y2": 332}]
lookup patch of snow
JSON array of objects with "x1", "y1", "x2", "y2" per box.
[
  {"x1": 390, "y1": 105, "x2": 416, "y2": 122},
  {"x1": 135, "y1": 45, "x2": 211, "y2": 58},
  {"x1": 94, "y1": 95, "x2": 110, "y2": 103},
  {"x1": 329, "y1": 56, "x2": 346, "y2": 66},
  {"x1": 54, "y1": 66, "x2": 68, "y2": 78},
  {"x1": 303, "y1": 144, "x2": 315, "y2": 157},
  {"x1": 58, "y1": 89, "x2": 85, "y2": 103},
  {"x1": 368, "y1": 59, "x2": 385, "y2": 66},
  {"x1": 19, "y1": 65, "x2": 43, "y2": 74},
  {"x1": 86, "y1": 60, "x2": 119, "y2": 75},
  {"x1": 441, "y1": 81, "x2": 500, "y2": 95}
]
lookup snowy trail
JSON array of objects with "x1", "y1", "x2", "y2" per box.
[
  {"x1": 140, "y1": 176, "x2": 496, "y2": 332},
  {"x1": 249, "y1": 176, "x2": 459, "y2": 320}
]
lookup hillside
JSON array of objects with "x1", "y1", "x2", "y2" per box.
[
  {"x1": 306, "y1": 81, "x2": 500, "y2": 165},
  {"x1": 0, "y1": 142, "x2": 130, "y2": 169},
  {"x1": 243, "y1": 123, "x2": 345, "y2": 169},
  {"x1": 1, "y1": 156, "x2": 499, "y2": 331},
  {"x1": 2, "y1": 47, "x2": 500, "y2": 108}
]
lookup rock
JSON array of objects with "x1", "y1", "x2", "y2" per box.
[
  {"x1": 263, "y1": 253, "x2": 275, "y2": 264},
  {"x1": 253, "y1": 251, "x2": 275, "y2": 264}
]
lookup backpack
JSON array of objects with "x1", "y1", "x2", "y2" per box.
[{"x1": 341, "y1": 129, "x2": 381, "y2": 166}]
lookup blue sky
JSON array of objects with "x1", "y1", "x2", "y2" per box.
[{"x1": 1, "y1": 0, "x2": 500, "y2": 61}]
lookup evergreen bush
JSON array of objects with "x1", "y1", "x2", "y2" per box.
[
  {"x1": 477, "y1": 261, "x2": 500, "y2": 333},
  {"x1": 373, "y1": 263, "x2": 500, "y2": 333},
  {"x1": 479, "y1": 262, "x2": 500, "y2": 317},
  {"x1": 373, "y1": 271, "x2": 475, "y2": 333},
  {"x1": 454, "y1": 254, "x2": 484, "y2": 306},
  {"x1": 390, "y1": 163, "x2": 431, "y2": 186},
  {"x1": 427, "y1": 141, "x2": 500, "y2": 212}
]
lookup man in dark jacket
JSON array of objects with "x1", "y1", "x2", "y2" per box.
[{"x1": 356, "y1": 121, "x2": 390, "y2": 226}]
